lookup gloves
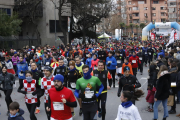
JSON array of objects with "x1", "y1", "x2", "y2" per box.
[
  {"x1": 32, "y1": 91, "x2": 36, "y2": 96},
  {"x1": 117, "y1": 73, "x2": 122, "y2": 77},
  {"x1": 21, "y1": 71, "x2": 24, "y2": 73},
  {"x1": 79, "y1": 93, "x2": 85, "y2": 98},
  {"x1": 35, "y1": 59, "x2": 39, "y2": 62},
  {"x1": 95, "y1": 93, "x2": 100, "y2": 98},
  {"x1": 107, "y1": 63, "x2": 111, "y2": 66}
]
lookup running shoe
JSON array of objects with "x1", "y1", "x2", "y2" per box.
[
  {"x1": 72, "y1": 112, "x2": 75, "y2": 117},
  {"x1": 35, "y1": 109, "x2": 40, "y2": 114},
  {"x1": 98, "y1": 110, "x2": 102, "y2": 118},
  {"x1": 79, "y1": 109, "x2": 82, "y2": 116}
]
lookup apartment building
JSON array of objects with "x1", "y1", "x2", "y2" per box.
[
  {"x1": 0, "y1": 0, "x2": 69, "y2": 47},
  {"x1": 117, "y1": 0, "x2": 180, "y2": 25}
]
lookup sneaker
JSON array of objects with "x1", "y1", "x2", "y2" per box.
[
  {"x1": 168, "y1": 110, "x2": 176, "y2": 114},
  {"x1": 72, "y1": 112, "x2": 75, "y2": 117},
  {"x1": 35, "y1": 109, "x2": 40, "y2": 114},
  {"x1": 98, "y1": 110, "x2": 102, "y2": 118},
  {"x1": 141, "y1": 72, "x2": 142, "y2": 75},
  {"x1": 79, "y1": 109, "x2": 82, "y2": 116}
]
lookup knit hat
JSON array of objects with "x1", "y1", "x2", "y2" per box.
[
  {"x1": 14, "y1": 52, "x2": 17, "y2": 54},
  {"x1": 124, "y1": 66, "x2": 130, "y2": 72},
  {"x1": 53, "y1": 56, "x2": 59, "y2": 61},
  {"x1": 69, "y1": 60, "x2": 75, "y2": 66},
  {"x1": 54, "y1": 74, "x2": 64, "y2": 83},
  {"x1": 44, "y1": 66, "x2": 53, "y2": 73}
]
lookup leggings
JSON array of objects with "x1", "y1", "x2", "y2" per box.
[
  {"x1": 132, "y1": 68, "x2": 137, "y2": 77},
  {"x1": 138, "y1": 63, "x2": 143, "y2": 73},
  {"x1": 144, "y1": 56, "x2": 148, "y2": 65},
  {"x1": 3, "y1": 89, "x2": 13, "y2": 110},
  {"x1": 45, "y1": 103, "x2": 51, "y2": 120},
  {"x1": 108, "y1": 69, "x2": 116, "y2": 87},
  {"x1": 18, "y1": 79, "x2": 23, "y2": 89},
  {"x1": 148, "y1": 56, "x2": 153, "y2": 65},
  {"x1": 82, "y1": 102, "x2": 97, "y2": 120},
  {"x1": 37, "y1": 92, "x2": 43, "y2": 107},
  {"x1": 26, "y1": 103, "x2": 37, "y2": 120},
  {"x1": 98, "y1": 93, "x2": 107, "y2": 120}
]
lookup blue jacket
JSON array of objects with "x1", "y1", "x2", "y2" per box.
[
  {"x1": 157, "y1": 50, "x2": 165, "y2": 58},
  {"x1": 88, "y1": 48, "x2": 93, "y2": 53},
  {"x1": 8, "y1": 108, "x2": 25, "y2": 120},
  {"x1": 33, "y1": 56, "x2": 41, "y2": 65},
  {"x1": 142, "y1": 47, "x2": 148, "y2": 56},
  {"x1": 106, "y1": 56, "x2": 117, "y2": 70},
  {"x1": 86, "y1": 58, "x2": 93, "y2": 68},
  {"x1": 17, "y1": 61, "x2": 28, "y2": 79}
]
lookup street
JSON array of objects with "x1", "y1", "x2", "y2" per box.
[{"x1": 0, "y1": 66, "x2": 180, "y2": 120}]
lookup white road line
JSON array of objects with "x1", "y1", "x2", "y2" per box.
[{"x1": 139, "y1": 80, "x2": 147, "y2": 89}]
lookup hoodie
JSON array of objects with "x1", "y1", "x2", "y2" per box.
[
  {"x1": 17, "y1": 61, "x2": 28, "y2": 79},
  {"x1": 106, "y1": 56, "x2": 117, "y2": 70},
  {"x1": 8, "y1": 108, "x2": 25, "y2": 120},
  {"x1": 157, "y1": 50, "x2": 165, "y2": 58}
]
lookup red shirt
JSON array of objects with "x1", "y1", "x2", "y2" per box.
[
  {"x1": 129, "y1": 56, "x2": 141, "y2": 68},
  {"x1": 49, "y1": 87, "x2": 76, "y2": 120}
]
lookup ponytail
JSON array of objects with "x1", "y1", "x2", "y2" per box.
[
  {"x1": 123, "y1": 89, "x2": 144, "y2": 101},
  {"x1": 132, "y1": 89, "x2": 144, "y2": 101}
]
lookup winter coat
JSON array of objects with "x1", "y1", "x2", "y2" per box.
[
  {"x1": 106, "y1": 56, "x2": 117, "y2": 70},
  {"x1": 91, "y1": 59, "x2": 99, "y2": 70},
  {"x1": 8, "y1": 108, "x2": 25, "y2": 120},
  {"x1": 169, "y1": 67, "x2": 178, "y2": 94},
  {"x1": 148, "y1": 65, "x2": 157, "y2": 86},
  {"x1": 44, "y1": 58, "x2": 52, "y2": 66},
  {"x1": 0, "y1": 72, "x2": 15, "y2": 90},
  {"x1": 12, "y1": 56, "x2": 19, "y2": 65},
  {"x1": 129, "y1": 56, "x2": 141, "y2": 68},
  {"x1": 146, "y1": 89, "x2": 155, "y2": 103},
  {"x1": 86, "y1": 58, "x2": 93, "y2": 68},
  {"x1": 176, "y1": 71, "x2": 180, "y2": 91},
  {"x1": 155, "y1": 71, "x2": 170, "y2": 100},
  {"x1": 122, "y1": 63, "x2": 133, "y2": 75}
]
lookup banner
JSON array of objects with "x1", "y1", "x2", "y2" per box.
[
  {"x1": 174, "y1": 32, "x2": 177, "y2": 40},
  {"x1": 166, "y1": 30, "x2": 175, "y2": 46},
  {"x1": 151, "y1": 32, "x2": 155, "y2": 40}
]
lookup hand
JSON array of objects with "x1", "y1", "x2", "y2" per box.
[
  {"x1": 107, "y1": 63, "x2": 111, "y2": 66},
  {"x1": 154, "y1": 98, "x2": 157, "y2": 102},
  {"x1": 32, "y1": 92, "x2": 36, "y2": 96},
  {"x1": 95, "y1": 93, "x2": 100, "y2": 98},
  {"x1": 107, "y1": 86, "x2": 111, "y2": 90},
  {"x1": 21, "y1": 71, "x2": 24, "y2": 73},
  {"x1": 46, "y1": 107, "x2": 51, "y2": 112},
  {"x1": 116, "y1": 66, "x2": 117, "y2": 68},
  {"x1": 61, "y1": 98, "x2": 66, "y2": 103}
]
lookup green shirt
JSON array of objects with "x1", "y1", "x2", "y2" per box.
[{"x1": 76, "y1": 76, "x2": 102, "y2": 102}]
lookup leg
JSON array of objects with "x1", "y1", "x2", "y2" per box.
[
  {"x1": 45, "y1": 103, "x2": 51, "y2": 120},
  {"x1": 178, "y1": 90, "x2": 180, "y2": 103},
  {"x1": 82, "y1": 103, "x2": 90, "y2": 120},
  {"x1": 89, "y1": 102, "x2": 98, "y2": 120},
  {"x1": 101, "y1": 93, "x2": 107, "y2": 120},
  {"x1": 26, "y1": 103, "x2": 37, "y2": 120},
  {"x1": 153, "y1": 100, "x2": 161, "y2": 119},
  {"x1": 4, "y1": 89, "x2": 13, "y2": 110},
  {"x1": 162, "y1": 99, "x2": 169, "y2": 118},
  {"x1": 171, "y1": 93, "x2": 176, "y2": 112},
  {"x1": 18, "y1": 79, "x2": 23, "y2": 89},
  {"x1": 111, "y1": 69, "x2": 116, "y2": 88}
]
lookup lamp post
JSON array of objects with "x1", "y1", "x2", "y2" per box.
[{"x1": 51, "y1": 0, "x2": 57, "y2": 46}]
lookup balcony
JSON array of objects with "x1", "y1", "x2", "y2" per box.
[
  {"x1": 161, "y1": 15, "x2": 168, "y2": 19},
  {"x1": 132, "y1": 16, "x2": 139, "y2": 19},
  {"x1": 161, "y1": 9, "x2": 167, "y2": 12},
  {"x1": 132, "y1": 9, "x2": 139, "y2": 13}
]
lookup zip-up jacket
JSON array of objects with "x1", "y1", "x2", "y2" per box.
[
  {"x1": 106, "y1": 56, "x2": 117, "y2": 70},
  {"x1": 17, "y1": 61, "x2": 28, "y2": 79},
  {"x1": 0, "y1": 72, "x2": 15, "y2": 90},
  {"x1": 129, "y1": 56, "x2": 141, "y2": 68}
]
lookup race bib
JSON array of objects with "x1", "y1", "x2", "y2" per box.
[
  {"x1": 19, "y1": 72, "x2": 23, "y2": 76},
  {"x1": 171, "y1": 82, "x2": 176, "y2": 87},
  {"x1": 53, "y1": 102, "x2": 64, "y2": 110},
  {"x1": 70, "y1": 83, "x2": 76, "y2": 88},
  {"x1": 120, "y1": 54, "x2": 122, "y2": 56},
  {"x1": 145, "y1": 52, "x2": 147, "y2": 54},
  {"x1": 85, "y1": 91, "x2": 94, "y2": 98},
  {"x1": 46, "y1": 62, "x2": 50, "y2": 65},
  {"x1": 132, "y1": 60, "x2": 136, "y2": 63},
  {"x1": 86, "y1": 54, "x2": 88, "y2": 57},
  {"x1": 139, "y1": 57, "x2": 142, "y2": 60},
  {"x1": 117, "y1": 60, "x2": 121, "y2": 63},
  {"x1": 26, "y1": 92, "x2": 34, "y2": 99},
  {"x1": 41, "y1": 66, "x2": 44, "y2": 70},
  {"x1": 121, "y1": 118, "x2": 130, "y2": 120},
  {"x1": 94, "y1": 66, "x2": 97, "y2": 70},
  {"x1": 149, "y1": 53, "x2": 151, "y2": 55},
  {"x1": 108, "y1": 61, "x2": 112, "y2": 63}
]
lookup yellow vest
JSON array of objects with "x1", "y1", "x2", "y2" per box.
[{"x1": 75, "y1": 64, "x2": 83, "y2": 73}]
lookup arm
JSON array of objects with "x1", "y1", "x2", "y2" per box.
[
  {"x1": 129, "y1": 64, "x2": 134, "y2": 75},
  {"x1": 134, "y1": 77, "x2": 141, "y2": 88},
  {"x1": 115, "y1": 105, "x2": 121, "y2": 120},
  {"x1": 95, "y1": 84, "x2": 104, "y2": 97},
  {"x1": 117, "y1": 78, "x2": 123, "y2": 97},
  {"x1": 133, "y1": 106, "x2": 142, "y2": 120},
  {"x1": 107, "y1": 71, "x2": 112, "y2": 87},
  {"x1": 74, "y1": 89, "x2": 80, "y2": 98},
  {"x1": 48, "y1": 96, "x2": 51, "y2": 108},
  {"x1": 65, "y1": 101, "x2": 77, "y2": 107},
  {"x1": 32, "y1": 80, "x2": 41, "y2": 95},
  {"x1": 10, "y1": 74, "x2": 15, "y2": 85},
  {"x1": 111, "y1": 58, "x2": 117, "y2": 66}
]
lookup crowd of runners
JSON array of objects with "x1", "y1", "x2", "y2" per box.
[{"x1": 0, "y1": 39, "x2": 180, "y2": 120}]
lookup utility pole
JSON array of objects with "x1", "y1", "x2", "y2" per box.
[{"x1": 51, "y1": 0, "x2": 57, "y2": 46}]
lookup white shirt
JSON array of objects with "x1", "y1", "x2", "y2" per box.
[{"x1": 115, "y1": 104, "x2": 142, "y2": 120}]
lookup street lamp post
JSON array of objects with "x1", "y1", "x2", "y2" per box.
[{"x1": 51, "y1": 0, "x2": 57, "y2": 46}]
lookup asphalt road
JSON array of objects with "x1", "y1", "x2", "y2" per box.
[{"x1": 0, "y1": 66, "x2": 180, "y2": 120}]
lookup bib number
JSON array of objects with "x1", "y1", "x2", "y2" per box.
[
  {"x1": 117, "y1": 60, "x2": 121, "y2": 63},
  {"x1": 46, "y1": 62, "x2": 50, "y2": 65},
  {"x1": 94, "y1": 66, "x2": 97, "y2": 70},
  {"x1": 70, "y1": 83, "x2": 76, "y2": 88},
  {"x1": 171, "y1": 82, "x2": 176, "y2": 87},
  {"x1": 53, "y1": 102, "x2": 64, "y2": 110},
  {"x1": 85, "y1": 91, "x2": 94, "y2": 98},
  {"x1": 149, "y1": 53, "x2": 151, "y2": 55},
  {"x1": 19, "y1": 72, "x2": 23, "y2": 76},
  {"x1": 139, "y1": 57, "x2": 142, "y2": 60},
  {"x1": 132, "y1": 60, "x2": 136, "y2": 63},
  {"x1": 145, "y1": 52, "x2": 147, "y2": 54}
]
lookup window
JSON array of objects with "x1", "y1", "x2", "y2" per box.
[
  {"x1": 152, "y1": 13, "x2": 156, "y2": 16},
  {"x1": 144, "y1": 13, "x2": 147, "y2": 16},
  {"x1": 132, "y1": 7, "x2": 138, "y2": 10},
  {"x1": 129, "y1": 7, "x2": 132, "y2": 11},
  {"x1": 138, "y1": 1, "x2": 144, "y2": 4},
  {"x1": 153, "y1": 1, "x2": 159, "y2": 4},
  {"x1": 161, "y1": 7, "x2": 166, "y2": 10},
  {"x1": 49, "y1": 20, "x2": 67, "y2": 33},
  {"x1": 170, "y1": 2, "x2": 176, "y2": 6},
  {"x1": 161, "y1": 12, "x2": 166, "y2": 16},
  {"x1": 161, "y1": 19, "x2": 166, "y2": 22},
  {"x1": 0, "y1": 8, "x2": 11, "y2": 16},
  {"x1": 128, "y1": 1, "x2": 131, "y2": 5},
  {"x1": 152, "y1": 7, "x2": 156, "y2": 10},
  {"x1": 144, "y1": 7, "x2": 147, "y2": 10}
]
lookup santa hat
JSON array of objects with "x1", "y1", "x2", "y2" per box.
[{"x1": 110, "y1": 48, "x2": 114, "y2": 51}]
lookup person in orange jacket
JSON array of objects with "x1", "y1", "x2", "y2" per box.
[{"x1": 122, "y1": 58, "x2": 133, "y2": 75}]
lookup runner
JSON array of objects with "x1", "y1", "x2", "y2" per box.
[
  {"x1": 46, "y1": 74, "x2": 77, "y2": 120},
  {"x1": 30, "y1": 62, "x2": 44, "y2": 114},
  {"x1": 106, "y1": 51, "x2": 117, "y2": 88},
  {"x1": 64, "y1": 60, "x2": 83, "y2": 116},
  {"x1": 137, "y1": 48, "x2": 144, "y2": 75},
  {"x1": 54, "y1": 58, "x2": 68, "y2": 76},
  {"x1": 117, "y1": 66, "x2": 141, "y2": 104},
  {"x1": 75, "y1": 56, "x2": 84, "y2": 73},
  {"x1": 40, "y1": 66, "x2": 54, "y2": 120},
  {"x1": 18, "y1": 71, "x2": 40, "y2": 120},
  {"x1": 0, "y1": 66, "x2": 15, "y2": 115},
  {"x1": 91, "y1": 60, "x2": 112, "y2": 120},
  {"x1": 75, "y1": 65, "x2": 104, "y2": 120}
]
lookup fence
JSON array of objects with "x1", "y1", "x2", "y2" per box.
[{"x1": 0, "y1": 36, "x2": 39, "y2": 49}]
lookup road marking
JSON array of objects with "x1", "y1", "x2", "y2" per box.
[{"x1": 139, "y1": 80, "x2": 147, "y2": 89}]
